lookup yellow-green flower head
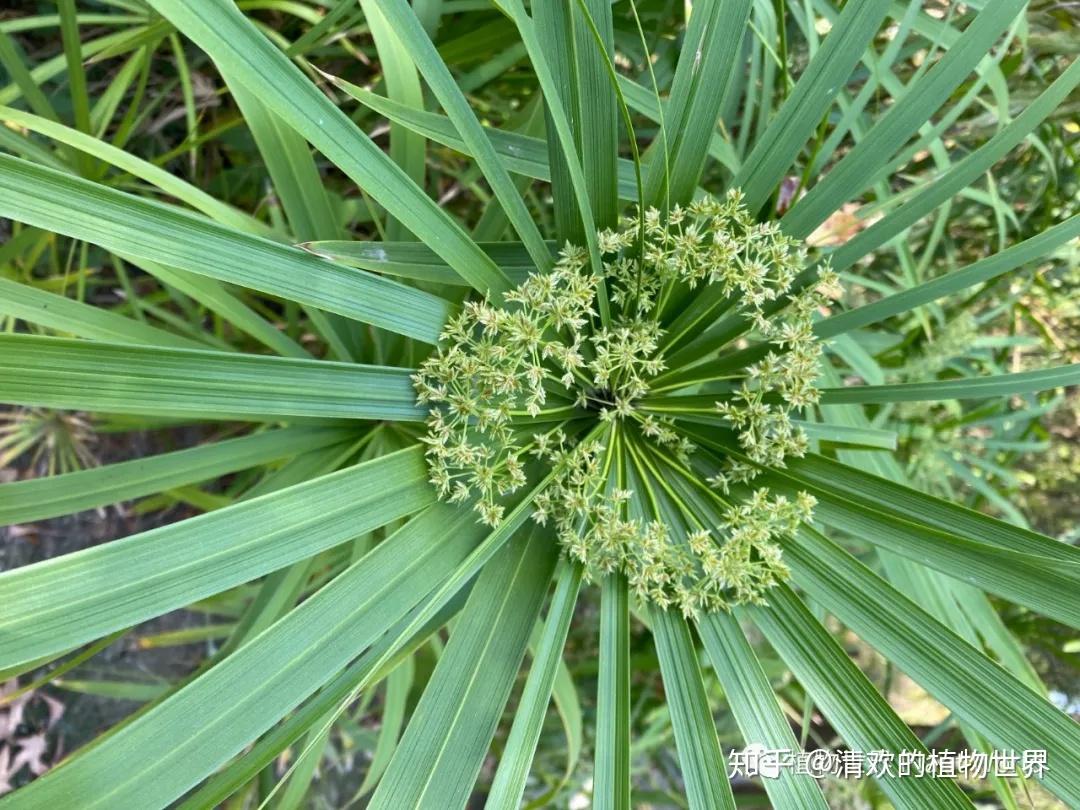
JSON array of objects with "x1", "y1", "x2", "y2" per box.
[{"x1": 415, "y1": 189, "x2": 837, "y2": 614}]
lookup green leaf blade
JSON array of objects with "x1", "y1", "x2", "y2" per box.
[
  {"x1": 0, "y1": 446, "x2": 433, "y2": 668},
  {"x1": 0, "y1": 335, "x2": 424, "y2": 422},
  {"x1": 0, "y1": 154, "x2": 452, "y2": 343}
]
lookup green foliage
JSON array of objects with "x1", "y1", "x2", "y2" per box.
[{"x1": 0, "y1": 1, "x2": 1077, "y2": 808}]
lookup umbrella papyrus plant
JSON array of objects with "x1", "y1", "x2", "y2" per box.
[{"x1": 0, "y1": 0, "x2": 1078, "y2": 808}]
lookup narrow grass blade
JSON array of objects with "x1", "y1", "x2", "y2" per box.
[
  {"x1": 817, "y1": 214, "x2": 1080, "y2": 338},
  {"x1": 486, "y1": 561, "x2": 583, "y2": 810},
  {"x1": 0, "y1": 275, "x2": 206, "y2": 351},
  {"x1": 760, "y1": 475, "x2": 1080, "y2": 628},
  {"x1": 813, "y1": 362, "x2": 1049, "y2": 702},
  {"x1": 53, "y1": 679, "x2": 166, "y2": 702},
  {"x1": 617, "y1": 76, "x2": 740, "y2": 174},
  {"x1": 792, "y1": 420, "x2": 897, "y2": 450},
  {"x1": 698, "y1": 611, "x2": 829, "y2": 810},
  {"x1": 145, "y1": 0, "x2": 510, "y2": 295},
  {"x1": 368, "y1": 526, "x2": 558, "y2": 808},
  {"x1": 303, "y1": 240, "x2": 544, "y2": 286},
  {"x1": 224, "y1": 77, "x2": 339, "y2": 243},
  {"x1": 0, "y1": 446, "x2": 433, "y2": 669},
  {"x1": 330, "y1": 84, "x2": 643, "y2": 201},
  {"x1": 352, "y1": 655, "x2": 413, "y2": 799},
  {"x1": 784, "y1": 0, "x2": 1028, "y2": 237},
  {"x1": 494, "y1": 0, "x2": 605, "y2": 309},
  {"x1": 650, "y1": 606, "x2": 736, "y2": 810},
  {"x1": 683, "y1": 429, "x2": 1078, "y2": 565},
  {"x1": 0, "y1": 154, "x2": 452, "y2": 343},
  {"x1": 0, "y1": 29, "x2": 58, "y2": 122},
  {"x1": 275, "y1": 713, "x2": 334, "y2": 810},
  {"x1": 0, "y1": 426, "x2": 353, "y2": 525},
  {"x1": 5, "y1": 505, "x2": 480, "y2": 809},
  {"x1": 829, "y1": 58, "x2": 1080, "y2": 275},
  {"x1": 572, "y1": 0, "x2": 619, "y2": 227},
  {"x1": 0, "y1": 26, "x2": 166, "y2": 109},
  {"x1": 329, "y1": 472, "x2": 556, "y2": 764},
  {"x1": 672, "y1": 412, "x2": 897, "y2": 450},
  {"x1": 359, "y1": 0, "x2": 425, "y2": 240},
  {"x1": 532, "y1": 0, "x2": 581, "y2": 241},
  {"x1": 178, "y1": 581, "x2": 474, "y2": 810},
  {"x1": 221, "y1": 74, "x2": 357, "y2": 358},
  {"x1": 0, "y1": 335, "x2": 424, "y2": 422},
  {"x1": 818, "y1": 364, "x2": 1080, "y2": 404},
  {"x1": 130, "y1": 259, "x2": 311, "y2": 360},
  {"x1": 369, "y1": 0, "x2": 550, "y2": 270},
  {"x1": 748, "y1": 585, "x2": 974, "y2": 809},
  {"x1": 594, "y1": 572, "x2": 631, "y2": 810},
  {"x1": 735, "y1": 0, "x2": 892, "y2": 213},
  {"x1": 783, "y1": 527, "x2": 1080, "y2": 806},
  {"x1": 644, "y1": 0, "x2": 752, "y2": 206},
  {"x1": 0, "y1": 105, "x2": 273, "y2": 236}
]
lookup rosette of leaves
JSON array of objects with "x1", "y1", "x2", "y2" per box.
[{"x1": 0, "y1": 1, "x2": 1079, "y2": 809}]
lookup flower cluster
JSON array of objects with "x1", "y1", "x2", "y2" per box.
[
  {"x1": 415, "y1": 190, "x2": 832, "y2": 613},
  {"x1": 523, "y1": 428, "x2": 815, "y2": 614},
  {"x1": 413, "y1": 249, "x2": 601, "y2": 525},
  {"x1": 904, "y1": 311, "x2": 978, "y2": 381},
  {"x1": 618, "y1": 486, "x2": 815, "y2": 615},
  {"x1": 894, "y1": 312, "x2": 979, "y2": 424},
  {"x1": 712, "y1": 488, "x2": 815, "y2": 603},
  {"x1": 707, "y1": 270, "x2": 836, "y2": 492}
]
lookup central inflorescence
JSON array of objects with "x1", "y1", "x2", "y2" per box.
[{"x1": 414, "y1": 190, "x2": 839, "y2": 615}]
